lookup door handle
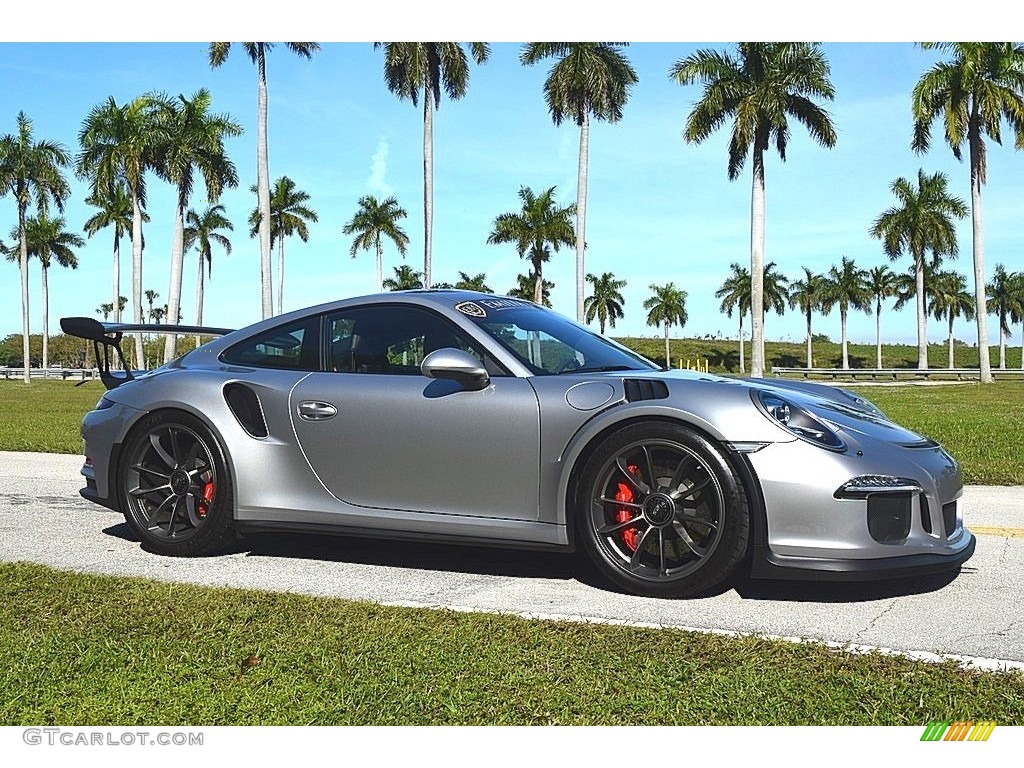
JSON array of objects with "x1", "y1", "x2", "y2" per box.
[{"x1": 297, "y1": 400, "x2": 338, "y2": 421}]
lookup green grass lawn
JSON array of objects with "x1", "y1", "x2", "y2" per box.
[
  {"x1": 1, "y1": 562, "x2": 1020, "y2": 726},
  {"x1": 0, "y1": 380, "x2": 104, "y2": 453}
]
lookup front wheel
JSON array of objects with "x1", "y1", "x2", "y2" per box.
[
  {"x1": 118, "y1": 411, "x2": 236, "y2": 556},
  {"x1": 577, "y1": 422, "x2": 749, "y2": 598}
]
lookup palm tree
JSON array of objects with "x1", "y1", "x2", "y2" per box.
[
  {"x1": 866, "y1": 265, "x2": 899, "y2": 369},
  {"x1": 644, "y1": 283, "x2": 688, "y2": 369},
  {"x1": 78, "y1": 95, "x2": 163, "y2": 366},
  {"x1": 870, "y1": 170, "x2": 967, "y2": 369},
  {"x1": 342, "y1": 194, "x2": 409, "y2": 293},
  {"x1": 508, "y1": 272, "x2": 553, "y2": 306},
  {"x1": 83, "y1": 181, "x2": 146, "y2": 323},
  {"x1": 154, "y1": 89, "x2": 241, "y2": 363},
  {"x1": 454, "y1": 271, "x2": 492, "y2": 292},
  {"x1": 521, "y1": 43, "x2": 638, "y2": 322},
  {"x1": 149, "y1": 306, "x2": 166, "y2": 324},
  {"x1": 383, "y1": 264, "x2": 424, "y2": 291},
  {"x1": 248, "y1": 176, "x2": 317, "y2": 315},
  {"x1": 2, "y1": 213, "x2": 82, "y2": 372},
  {"x1": 672, "y1": 43, "x2": 837, "y2": 378},
  {"x1": 986, "y1": 265, "x2": 1024, "y2": 370},
  {"x1": 787, "y1": 267, "x2": 825, "y2": 369},
  {"x1": 144, "y1": 289, "x2": 159, "y2": 320},
  {"x1": 209, "y1": 42, "x2": 319, "y2": 320},
  {"x1": 761, "y1": 261, "x2": 790, "y2": 338},
  {"x1": 97, "y1": 302, "x2": 113, "y2": 321},
  {"x1": 929, "y1": 270, "x2": 976, "y2": 369},
  {"x1": 487, "y1": 185, "x2": 576, "y2": 305},
  {"x1": 185, "y1": 204, "x2": 233, "y2": 344},
  {"x1": 375, "y1": 42, "x2": 490, "y2": 288},
  {"x1": 819, "y1": 257, "x2": 871, "y2": 370},
  {"x1": 912, "y1": 42, "x2": 1024, "y2": 383},
  {"x1": 716, "y1": 263, "x2": 750, "y2": 373},
  {"x1": 583, "y1": 272, "x2": 626, "y2": 334},
  {"x1": 0, "y1": 111, "x2": 71, "y2": 383}
]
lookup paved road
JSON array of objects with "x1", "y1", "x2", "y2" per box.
[{"x1": 1, "y1": 451, "x2": 1022, "y2": 667}]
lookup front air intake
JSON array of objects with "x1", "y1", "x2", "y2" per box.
[
  {"x1": 224, "y1": 383, "x2": 268, "y2": 438},
  {"x1": 623, "y1": 379, "x2": 669, "y2": 402},
  {"x1": 942, "y1": 501, "x2": 958, "y2": 537},
  {"x1": 867, "y1": 494, "x2": 912, "y2": 543}
]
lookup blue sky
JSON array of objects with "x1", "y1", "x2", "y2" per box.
[{"x1": 2, "y1": 11, "x2": 1022, "y2": 349}]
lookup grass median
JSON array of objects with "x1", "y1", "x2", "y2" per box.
[
  {"x1": 1, "y1": 562, "x2": 1021, "y2": 725},
  {"x1": 1, "y1": 378, "x2": 1019, "y2": 484}
]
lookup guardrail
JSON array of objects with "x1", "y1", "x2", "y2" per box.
[
  {"x1": 772, "y1": 366, "x2": 1024, "y2": 381},
  {"x1": 1, "y1": 367, "x2": 102, "y2": 381}
]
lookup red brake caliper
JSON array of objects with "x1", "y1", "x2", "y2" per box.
[
  {"x1": 197, "y1": 482, "x2": 215, "y2": 518},
  {"x1": 616, "y1": 464, "x2": 640, "y2": 551}
]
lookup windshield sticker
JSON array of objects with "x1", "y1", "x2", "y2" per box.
[
  {"x1": 477, "y1": 298, "x2": 525, "y2": 312},
  {"x1": 455, "y1": 301, "x2": 487, "y2": 318}
]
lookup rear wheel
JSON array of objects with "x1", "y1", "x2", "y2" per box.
[
  {"x1": 118, "y1": 411, "x2": 235, "y2": 556},
  {"x1": 577, "y1": 422, "x2": 749, "y2": 598}
]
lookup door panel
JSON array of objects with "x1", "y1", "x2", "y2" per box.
[{"x1": 290, "y1": 373, "x2": 540, "y2": 520}]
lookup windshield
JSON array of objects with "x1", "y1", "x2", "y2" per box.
[{"x1": 456, "y1": 298, "x2": 658, "y2": 375}]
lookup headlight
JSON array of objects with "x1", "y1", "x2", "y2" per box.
[
  {"x1": 755, "y1": 391, "x2": 846, "y2": 451},
  {"x1": 95, "y1": 395, "x2": 116, "y2": 411}
]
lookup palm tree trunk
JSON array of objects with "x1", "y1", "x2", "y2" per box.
[
  {"x1": 664, "y1": 321, "x2": 670, "y2": 369},
  {"x1": 1020, "y1": 323, "x2": 1023, "y2": 371},
  {"x1": 112, "y1": 231, "x2": 121, "y2": 323},
  {"x1": 131, "y1": 191, "x2": 144, "y2": 369},
  {"x1": 18, "y1": 203, "x2": 30, "y2": 384},
  {"x1": 375, "y1": 240, "x2": 383, "y2": 293},
  {"x1": 999, "y1": 313, "x2": 1006, "y2": 369},
  {"x1": 277, "y1": 237, "x2": 285, "y2": 315},
  {"x1": 915, "y1": 253, "x2": 928, "y2": 369},
  {"x1": 738, "y1": 312, "x2": 745, "y2": 374},
  {"x1": 841, "y1": 306, "x2": 849, "y2": 370},
  {"x1": 195, "y1": 251, "x2": 206, "y2": 350},
  {"x1": 533, "y1": 262, "x2": 543, "y2": 306},
  {"x1": 969, "y1": 121, "x2": 993, "y2": 383},
  {"x1": 749, "y1": 146, "x2": 766, "y2": 378},
  {"x1": 257, "y1": 44, "x2": 273, "y2": 319},
  {"x1": 575, "y1": 113, "x2": 589, "y2": 323},
  {"x1": 163, "y1": 202, "x2": 186, "y2": 364},
  {"x1": 422, "y1": 87, "x2": 434, "y2": 289},
  {"x1": 41, "y1": 264, "x2": 49, "y2": 376},
  {"x1": 948, "y1": 314, "x2": 955, "y2": 370},
  {"x1": 807, "y1": 309, "x2": 814, "y2": 369},
  {"x1": 875, "y1": 301, "x2": 883, "y2": 369}
]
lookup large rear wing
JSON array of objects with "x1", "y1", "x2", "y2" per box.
[{"x1": 60, "y1": 317, "x2": 235, "y2": 390}]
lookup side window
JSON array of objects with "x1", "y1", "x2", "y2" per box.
[
  {"x1": 325, "y1": 305, "x2": 496, "y2": 375},
  {"x1": 221, "y1": 318, "x2": 319, "y2": 370}
]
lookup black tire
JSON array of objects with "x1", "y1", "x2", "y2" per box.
[
  {"x1": 118, "y1": 410, "x2": 236, "y2": 556},
  {"x1": 576, "y1": 421, "x2": 749, "y2": 598}
]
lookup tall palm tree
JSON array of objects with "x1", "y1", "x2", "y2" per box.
[
  {"x1": 342, "y1": 194, "x2": 409, "y2": 293},
  {"x1": 672, "y1": 43, "x2": 837, "y2": 378},
  {"x1": 97, "y1": 302, "x2": 113, "y2": 321},
  {"x1": 83, "y1": 181, "x2": 145, "y2": 323},
  {"x1": 508, "y1": 272, "x2": 553, "y2": 306},
  {"x1": 144, "y1": 289, "x2": 159, "y2": 321},
  {"x1": 521, "y1": 43, "x2": 638, "y2": 322},
  {"x1": 2, "y1": 213, "x2": 82, "y2": 371},
  {"x1": 644, "y1": 283, "x2": 688, "y2": 369},
  {"x1": 912, "y1": 42, "x2": 1024, "y2": 383},
  {"x1": 716, "y1": 263, "x2": 751, "y2": 373},
  {"x1": 819, "y1": 257, "x2": 871, "y2": 370},
  {"x1": 788, "y1": 267, "x2": 825, "y2": 369},
  {"x1": 0, "y1": 111, "x2": 71, "y2": 383},
  {"x1": 78, "y1": 94, "x2": 162, "y2": 366},
  {"x1": 866, "y1": 265, "x2": 899, "y2": 369},
  {"x1": 986, "y1": 264, "x2": 1024, "y2": 370},
  {"x1": 870, "y1": 170, "x2": 967, "y2": 369},
  {"x1": 454, "y1": 271, "x2": 492, "y2": 292},
  {"x1": 382, "y1": 264, "x2": 424, "y2": 291},
  {"x1": 249, "y1": 176, "x2": 318, "y2": 314},
  {"x1": 184, "y1": 204, "x2": 233, "y2": 344},
  {"x1": 929, "y1": 270, "x2": 976, "y2": 369},
  {"x1": 375, "y1": 42, "x2": 489, "y2": 289},
  {"x1": 209, "y1": 42, "x2": 319, "y2": 320},
  {"x1": 487, "y1": 185, "x2": 576, "y2": 305},
  {"x1": 154, "y1": 89, "x2": 241, "y2": 362},
  {"x1": 583, "y1": 272, "x2": 626, "y2": 334}
]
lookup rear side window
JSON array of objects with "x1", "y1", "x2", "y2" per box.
[{"x1": 221, "y1": 318, "x2": 319, "y2": 370}]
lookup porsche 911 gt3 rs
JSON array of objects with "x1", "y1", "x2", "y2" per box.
[{"x1": 61, "y1": 290, "x2": 975, "y2": 597}]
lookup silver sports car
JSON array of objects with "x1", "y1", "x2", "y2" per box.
[{"x1": 61, "y1": 290, "x2": 975, "y2": 598}]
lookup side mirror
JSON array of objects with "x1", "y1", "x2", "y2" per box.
[{"x1": 421, "y1": 348, "x2": 490, "y2": 391}]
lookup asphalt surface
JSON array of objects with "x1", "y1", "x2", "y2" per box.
[{"x1": 1, "y1": 450, "x2": 1022, "y2": 667}]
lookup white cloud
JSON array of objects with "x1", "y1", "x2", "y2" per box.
[{"x1": 367, "y1": 139, "x2": 392, "y2": 198}]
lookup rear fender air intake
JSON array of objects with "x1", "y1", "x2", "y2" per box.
[
  {"x1": 224, "y1": 383, "x2": 268, "y2": 438},
  {"x1": 623, "y1": 379, "x2": 669, "y2": 402}
]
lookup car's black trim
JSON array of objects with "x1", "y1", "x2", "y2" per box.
[
  {"x1": 749, "y1": 533, "x2": 975, "y2": 581},
  {"x1": 80, "y1": 484, "x2": 119, "y2": 513}
]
